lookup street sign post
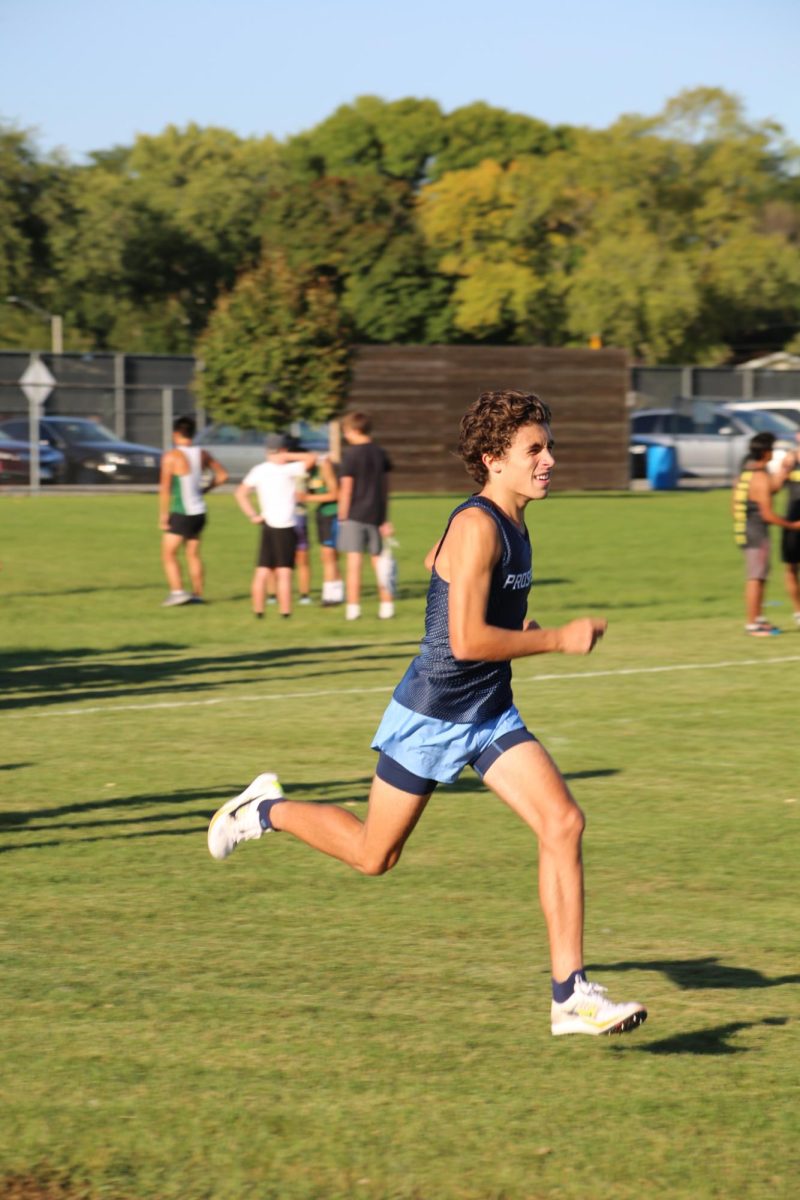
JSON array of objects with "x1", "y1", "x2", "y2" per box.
[{"x1": 19, "y1": 356, "x2": 56, "y2": 492}]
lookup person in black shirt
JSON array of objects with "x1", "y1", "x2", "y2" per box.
[{"x1": 336, "y1": 410, "x2": 394, "y2": 620}]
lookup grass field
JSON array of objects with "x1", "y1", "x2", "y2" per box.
[{"x1": 2, "y1": 487, "x2": 799, "y2": 1200}]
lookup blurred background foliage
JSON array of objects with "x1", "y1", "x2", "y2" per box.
[{"x1": 2, "y1": 87, "x2": 800, "y2": 368}]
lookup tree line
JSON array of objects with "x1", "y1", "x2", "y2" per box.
[{"x1": 2, "y1": 88, "x2": 800, "y2": 426}]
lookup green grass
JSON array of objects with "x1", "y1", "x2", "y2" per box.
[{"x1": 2, "y1": 488, "x2": 800, "y2": 1200}]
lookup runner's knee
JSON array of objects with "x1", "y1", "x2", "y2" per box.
[
  {"x1": 542, "y1": 799, "x2": 585, "y2": 851},
  {"x1": 356, "y1": 846, "x2": 402, "y2": 876}
]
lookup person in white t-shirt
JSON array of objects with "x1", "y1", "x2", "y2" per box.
[{"x1": 235, "y1": 434, "x2": 316, "y2": 618}]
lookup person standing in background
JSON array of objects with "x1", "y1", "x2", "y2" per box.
[
  {"x1": 235, "y1": 434, "x2": 315, "y2": 619},
  {"x1": 159, "y1": 415, "x2": 228, "y2": 606},
  {"x1": 779, "y1": 430, "x2": 800, "y2": 626},
  {"x1": 303, "y1": 455, "x2": 343, "y2": 606},
  {"x1": 732, "y1": 431, "x2": 800, "y2": 635},
  {"x1": 336, "y1": 410, "x2": 393, "y2": 621}
]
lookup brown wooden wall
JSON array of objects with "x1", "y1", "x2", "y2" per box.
[{"x1": 348, "y1": 345, "x2": 629, "y2": 492}]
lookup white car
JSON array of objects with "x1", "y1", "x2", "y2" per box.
[
  {"x1": 196, "y1": 421, "x2": 331, "y2": 481},
  {"x1": 722, "y1": 400, "x2": 800, "y2": 430},
  {"x1": 630, "y1": 403, "x2": 798, "y2": 479}
]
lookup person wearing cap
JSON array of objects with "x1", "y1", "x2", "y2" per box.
[{"x1": 235, "y1": 434, "x2": 316, "y2": 618}]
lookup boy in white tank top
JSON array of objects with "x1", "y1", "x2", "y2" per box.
[{"x1": 159, "y1": 415, "x2": 228, "y2": 606}]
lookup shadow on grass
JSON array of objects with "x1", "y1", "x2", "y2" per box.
[
  {"x1": 626, "y1": 1016, "x2": 790, "y2": 1057},
  {"x1": 2, "y1": 583, "x2": 163, "y2": 599},
  {"x1": 0, "y1": 639, "x2": 418, "y2": 713},
  {"x1": 1, "y1": 768, "x2": 621, "y2": 849},
  {"x1": 0, "y1": 783, "x2": 235, "y2": 835},
  {"x1": 589, "y1": 957, "x2": 800, "y2": 990},
  {"x1": 297, "y1": 767, "x2": 620, "y2": 805}
]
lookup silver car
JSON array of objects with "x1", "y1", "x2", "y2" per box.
[
  {"x1": 722, "y1": 400, "x2": 800, "y2": 430},
  {"x1": 630, "y1": 403, "x2": 797, "y2": 479},
  {"x1": 196, "y1": 421, "x2": 331, "y2": 481}
]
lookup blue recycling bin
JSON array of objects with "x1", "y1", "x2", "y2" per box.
[{"x1": 646, "y1": 444, "x2": 679, "y2": 490}]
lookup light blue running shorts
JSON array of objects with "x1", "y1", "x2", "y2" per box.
[{"x1": 371, "y1": 697, "x2": 536, "y2": 790}]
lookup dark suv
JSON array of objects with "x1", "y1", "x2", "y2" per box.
[{"x1": 0, "y1": 417, "x2": 162, "y2": 484}]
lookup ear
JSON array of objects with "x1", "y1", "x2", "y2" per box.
[{"x1": 482, "y1": 450, "x2": 504, "y2": 476}]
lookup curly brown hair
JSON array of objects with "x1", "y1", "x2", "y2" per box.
[{"x1": 458, "y1": 390, "x2": 552, "y2": 485}]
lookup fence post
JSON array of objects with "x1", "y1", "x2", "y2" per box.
[
  {"x1": 114, "y1": 353, "x2": 126, "y2": 437},
  {"x1": 162, "y1": 387, "x2": 174, "y2": 450},
  {"x1": 681, "y1": 366, "x2": 694, "y2": 398},
  {"x1": 28, "y1": 394, "x2": 41, "y2": 493}
]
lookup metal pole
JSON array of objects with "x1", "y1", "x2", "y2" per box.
[
  {"x1": 681, "y1": 365, "x2": 694, "y2": 400},
  {"x1": 114, "y1": 353, "x2": 126, "y2": 437},
  {"x1": 51, "y1": 315, "x2": 63, "y2": 356},
  {"x1": 28, "y1": 394, "x2": 41, "y2": 493},
  {"x1": 162, "y1": 387, "x2": 174, "y2": 450}
]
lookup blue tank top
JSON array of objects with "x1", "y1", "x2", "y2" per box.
[{"x1": 393, "y1": 496, "x2": 532, "y2": 723}]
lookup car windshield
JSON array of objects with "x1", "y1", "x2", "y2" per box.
[
  {"x1": 52, "y1": 419, "x2": 119, "y2": 444},
  {"x1": 729, "y1": 409, "x2": 798, "y2": 436},
  {"x1": 199, "y1": 424, "x2": 265, "y2": 446},
  {"x1": 0, "y1": 430, "x2": 18, "y2": 445},
  {"x1": 764, "y1": 408, "x2": 800, "y2": 428}
]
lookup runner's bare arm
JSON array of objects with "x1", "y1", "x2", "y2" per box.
[{"x1": 444, "y1": 508, "x2": 607, "y2": 661}]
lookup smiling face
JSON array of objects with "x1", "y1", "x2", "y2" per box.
[{"x1": 483, "y1": 421, "x2": 555, "y2": 503}]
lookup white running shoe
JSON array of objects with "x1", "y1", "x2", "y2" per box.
[
  {"x1": 207, "y1": 773, "x2": 284, "y2": 860},
  {"x1": 162, "y1": 590, "x2": 193, "y2": 607},
  {"x1": 551, "y1": 978, "x2": 647, "y2": 1036}
]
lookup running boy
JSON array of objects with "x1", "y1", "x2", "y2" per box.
[{"x1": 209, "y1": 391, "x2": 647, "y2": 1036}]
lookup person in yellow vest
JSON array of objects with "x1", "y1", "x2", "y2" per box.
[
  {"x1": 732, "y1": 432, "x2": 800, "y2": 636},
  {"x1": 159, "y1": 415, "x2": 228, "y2": 606},
  {"x1": 779, "y1": 431, "x2": 800, "y2": 626}
]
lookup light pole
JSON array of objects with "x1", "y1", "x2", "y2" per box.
[{"x1": 5, "y1": 294, "x2": 64, "y2": 354}]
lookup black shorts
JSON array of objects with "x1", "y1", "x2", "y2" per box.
[
  {"x1": 316, "y1": 511, "x2": 338, "y2": 548},
  {"x1": 782, "y1": 528, "x2": 800, "y2": 564},
  {"x1": 258, "y1": 524, "x2": 297, "y2": 569},
  {"x1": 168, "y1": 512, "x2": 206, "y2": 539}
]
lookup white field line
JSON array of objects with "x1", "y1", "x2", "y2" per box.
[{"x1": 4, "y1": 654, "x2": 800, "y2": 720}]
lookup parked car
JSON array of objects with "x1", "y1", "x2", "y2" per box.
[
  {"x1": 630, "y1": 404, "x2": 798, "y2": 480},
  {"x1": 0, "y1": 417, "x2": 162, "y2": 484},
  {"x1": 721, "y1": 400, "x2": 800, "y2": 429},
  {"x1": 196, "y1": 420, "x2": 330, "y2": 481},
  {"x1": 0, "y1": 429, "x2": 66, "y2": 484}
]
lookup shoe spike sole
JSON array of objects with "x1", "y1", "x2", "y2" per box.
[{"x1": 605, "y1": 1010, "x2": 648, "y2": 1036}]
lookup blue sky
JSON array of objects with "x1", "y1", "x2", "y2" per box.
[{"x1": 3, "y1": 0, "x2": 799, "y2": 159}]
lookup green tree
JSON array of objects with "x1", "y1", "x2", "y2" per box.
[
  {"x1": 282, "y1": 95, "x2": 445, "y2": 185},
  {"x1": 0, "y1": 123, "x2": 72, "y2": 349},
  {"x1": 417, "y1": 157, "x2": 572, "y2": 343},
  {"x1": 48, "y1": 124, "x2": 281, "y2": 351},
  {"x1": 260, "y1": 173, "x2": 453, "y2": 342},
  {"x1": 430, "y1": 101, "x2": 573, "y2": 179},
  {"x1": 194, "y1": 252, "x2": 351, "y2": 429},
  {"x1": 419, "y1": 92, "x2": 800, "y2": 361}
]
